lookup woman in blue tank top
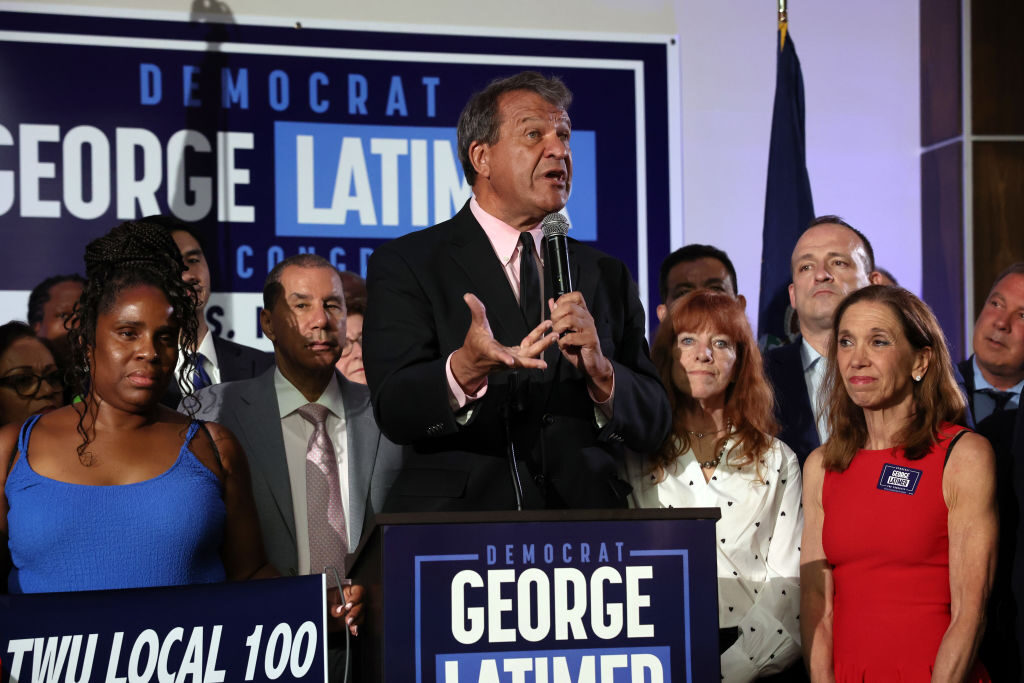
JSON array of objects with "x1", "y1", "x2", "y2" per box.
[{"x1": 0, "y1": 220, "x2": 274, "y2": 593}]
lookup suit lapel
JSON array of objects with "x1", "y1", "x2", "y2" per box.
[
  {"x1": 233, "y1": 369, "x2": 297, "y2": 545},
  {"x1": 781, "y1": 339, "x2": 819, "y2": 449},
  {"x1": 213, "y1": 336, "x2": 241, "y2": 382},
  {"x1": 448, "y1": 204, "x2": 530, "y2": 345},
  {"x1": 339, "y1": 373, "x2": 376, "y2": 549}
]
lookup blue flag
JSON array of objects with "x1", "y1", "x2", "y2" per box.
[{"x1": 758, "y1": 28, "x2": 814, "y2": 346}]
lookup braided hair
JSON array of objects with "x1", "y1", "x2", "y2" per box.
[{"x1": 68, "y1": 219, "x2": 199, "y2": 460}]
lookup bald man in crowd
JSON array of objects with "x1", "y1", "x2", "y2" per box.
[{"x1": 763, "y1": 215, "x2": 882, "y2": 464}]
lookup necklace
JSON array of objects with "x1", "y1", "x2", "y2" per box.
[
  {"x1": 698, "y1": 445, "x2": 727, "y2": 469},
  {"x1": 685, "y1": 419, "x2": 732, "y2": 440}
]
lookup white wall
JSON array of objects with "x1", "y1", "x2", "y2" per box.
[
  {"x1": 678, "y1": 1, "x2": 921, "y2": 333},
  {"x1": 7, "y1": 0, "x2": 922, "y2": 334}
]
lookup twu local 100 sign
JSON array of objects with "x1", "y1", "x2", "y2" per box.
[
  {"x1": 358, "y1": 511, "x2": 720, "y2": 683},
  {"x1": 0, "y1": 576, "x2": 327, "y2": 683}
]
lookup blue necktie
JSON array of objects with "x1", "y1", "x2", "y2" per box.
[{"x1": 193, "y1": 353, "x2": 212, "y2": 391}]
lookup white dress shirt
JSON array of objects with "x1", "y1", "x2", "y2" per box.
[
  {"x1": 800, "y1": 337, "x2": 829, "y2": 443},
  {"x1": 174, "y1": 330, "x2": 221, "y2": 387},
  {"x1": 624, "y1": 436, "x2": 804, "y2": 682},
  {"x1": 274, "y1": 368, "x2": 350, "y2": 576}
]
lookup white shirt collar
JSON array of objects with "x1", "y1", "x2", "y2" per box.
[
  {"x1": 174, "y1": 329, "x2": 222, "y2": 385},
  {"x1": 274, "y1": 368, "x2": 345, "y2": 420},
  {"x1": 799, "y1": 336, "x2": 823, "y2": 373}
]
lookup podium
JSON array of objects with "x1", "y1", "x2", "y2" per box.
[{"x1": 348, "y1": 508, "x2": 721, "y2": 683}]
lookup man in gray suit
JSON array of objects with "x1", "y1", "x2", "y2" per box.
[{"x1": 187, "y1": 253, "x2": 402, "y2": 660}]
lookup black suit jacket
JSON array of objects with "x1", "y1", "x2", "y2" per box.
[
  {"x1": 764, "y1": 337, "x2": 820, "y2": 466},
  {"x1": 162, "y1": 335, "x2": 275, "y2": 409},
  {"x1": 958, "y1": 356, "x2": 1024, "y2": 681},
  {"x1": 363, "y1": 203, "x2": 671, "y2": 512}
]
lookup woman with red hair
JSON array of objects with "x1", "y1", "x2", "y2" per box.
[{"x1": 625, "y1": 290, "x2": 803, "y2": 681}]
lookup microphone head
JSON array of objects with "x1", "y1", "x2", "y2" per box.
[{"x1": 541, "y1": 212, "x2": 570, "y2": 238}]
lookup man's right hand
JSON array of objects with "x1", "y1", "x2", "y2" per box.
[{"x1": 450, "y1": 293, "x2": 557, "y2": 395}]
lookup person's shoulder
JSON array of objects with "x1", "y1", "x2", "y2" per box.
[
  {"x1": 802, "y1": 445, "x2": 827, "y2": 477},
  {"x1": 944, "y1": 426, "x2": 994, "y2": 465},
  {"x1": 767, "y1": 436, "x2": 801, "y2": 468},
  {"x1": 764, "y1": 337, "x2": 801, "y2": 363},
  {"x1": 376, "y1": 208, "x2": 468, "y2": 255},
  {"x1": 337, "y1": 372, "x2": 371, "y2": 410},
  {"x1": 0, "y1": 420, "x2": 23, "y2": 469},
  {"x1": 182, "y1": 372, "x2": 270, "y2": 418},
  {"x1": 215, "y1": 336, "x2": 273, "y2": 363},
  {"x1": 568, "y1": 238, "x2": 626, "y2": 268}
]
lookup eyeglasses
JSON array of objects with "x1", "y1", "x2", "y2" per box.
[
  {"x1": 341, "y1": 333, "x2": 363, "y2": 358},
  {"x1": 0, "y1": 369, "x2": 64, "y2": 397}
]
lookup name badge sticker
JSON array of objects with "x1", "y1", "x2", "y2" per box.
[{"x1": 877, "y1": 463, "x2": 923, "y2": 495}]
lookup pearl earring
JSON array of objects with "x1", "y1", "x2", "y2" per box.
[{"x1": 913, "y1": 374, "x2": 922, "y2": 382}]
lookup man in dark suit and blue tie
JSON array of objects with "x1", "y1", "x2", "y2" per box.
[
  {"x1": 763, "y1": 216, "x2": 881, "y2": 465},
  {"x1": 147, "y1": 215, "x2": 274, "y2": 408},
  {"x1": 958, "y1": 263, "x2": 1024, "y2": 681}
]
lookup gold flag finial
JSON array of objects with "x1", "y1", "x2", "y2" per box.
[{"x1": 778, "y1": 0, "x2": 789, "y2": 50}]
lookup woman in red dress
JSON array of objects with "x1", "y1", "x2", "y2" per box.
[{"x1": 800, "y1": 285, "x2": 996, "y2": 681}]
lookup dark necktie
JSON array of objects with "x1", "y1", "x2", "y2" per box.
[
  {"x1": 979, "y1": 388, "x2": 1015, "y2": 414},
  {"x1": 519, "y1": 232, "x2": 541, "y2": 329},
  {"x1": 192, "y1": 353, "x2": 212, "y2": 391}
]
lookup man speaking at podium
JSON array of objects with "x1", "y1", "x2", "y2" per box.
[{"x1": 364, "y1": 71, "x2": 669, "y2": 512}]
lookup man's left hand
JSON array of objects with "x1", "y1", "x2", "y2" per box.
[{"x1": 549, "y1": 293, "x2": 614, "y2": 402}]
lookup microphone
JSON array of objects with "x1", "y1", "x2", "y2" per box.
[{"x1": 541, "y1": 213, "x2": 574, "y2": 298}]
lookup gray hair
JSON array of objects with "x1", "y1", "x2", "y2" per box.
[{"x1": 456, "y1": 71, "x2": 572, "y2": 186}]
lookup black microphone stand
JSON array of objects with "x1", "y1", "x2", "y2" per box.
[{"x1": 504, "y1": 370, "x2": 525, "y2": 511}]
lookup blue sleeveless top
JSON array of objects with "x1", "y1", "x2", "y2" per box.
[{"x1": 6, "y1": 415, "x2": 227, "y2": 593}]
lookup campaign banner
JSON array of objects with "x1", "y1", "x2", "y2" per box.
[
  {"x1": 0, "y1": 575, "x2": 327, "y2": 683},
  {"x1": 0, "y1": 8, "x2": 678, "y2": 343},
  {"x1": 372, "y1": 513, "x2": 719, "y2": 683}
]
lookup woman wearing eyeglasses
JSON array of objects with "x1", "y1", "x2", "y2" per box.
[
  {"x1": 0, "y1": 322, "x2": 64, "y2": 427},
  {"x1": 335, "y1": 271, "x2": 366, "y2": 384}
]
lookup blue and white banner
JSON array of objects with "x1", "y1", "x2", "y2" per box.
[
  {"x1": 372, "y1": 513, "x2": 720, "y2": 682},
  {"x1": 0, "y1": 8, "x2": 679, "y2": 343},
  {"x1": 0, "y1": 575, "x2": 327, "y2": 683}
]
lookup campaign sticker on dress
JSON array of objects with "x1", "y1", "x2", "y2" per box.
[{"x1": 877, "y1": 463, "x2": 923, "y2": 495}]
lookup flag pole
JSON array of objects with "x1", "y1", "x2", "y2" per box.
[{"x1": 779, "y1": 0, "x2": 788, "y2": 50}]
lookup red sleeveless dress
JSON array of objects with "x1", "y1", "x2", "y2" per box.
[{"x1": 822, "y1": 423, "x2": 988, "y2": 681}]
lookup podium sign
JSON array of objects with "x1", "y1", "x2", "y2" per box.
[
  {"x1": 352, "y1": 510, "x2": 720, "y2": 683},
  {"x1": 0, "y1": 576, "x2": 327, "y2": 683}
]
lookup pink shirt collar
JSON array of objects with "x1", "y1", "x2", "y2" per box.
[{"x1": 470, "y1": 197, "x2": 542, "y2": 266}]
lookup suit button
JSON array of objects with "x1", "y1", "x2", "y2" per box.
[
  {"x1": 534, "y1": 474, "x2": 546, "y2": 487},
  {"x1": 542, "y1": 413, "x2": 555, "y2": 425}
]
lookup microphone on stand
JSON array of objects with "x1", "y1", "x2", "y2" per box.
[{"x1": 541, "y1": 212, "x2": 574, "y2": 298}]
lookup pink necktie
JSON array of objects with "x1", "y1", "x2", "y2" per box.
[{"x1": 297, "y1": 403, "x2": 347, "y2": 574}]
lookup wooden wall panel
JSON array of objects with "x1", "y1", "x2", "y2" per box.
[
  {"x1": 971, "y1": 0, "x2": 1024, "y2": 135},
  {"x1": 972, "y1": 141, "x2": 1024, "y2": 313}
]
